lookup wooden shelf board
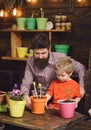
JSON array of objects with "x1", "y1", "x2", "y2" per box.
[
  {"x1": 0, "y1": 29, "x2": 71, "y2": 32},
  {"x1": 1, "y1": 56, "x2": 27, "y2": 61},
  {"x1": 0, "y1": 29, "x2": 71, "y2": 61}
]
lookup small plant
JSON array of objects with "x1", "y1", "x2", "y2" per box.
[
  {"x1": 31, "y1": 11, "x2": 35, "y2": 18},
  {"x1": 7, "y1": 84, "x2": 24, "y2": 101},
  {"x1": 60, "y1": 88, "x2": 75, "y2": 103},
  {"x1": 32, "y1": 81, "x2": 43, "y2": 98},
  {"x1": 65, "y1": 88, "x2": 71, "y2": 101},
  {"x1": 40, "y1": 8, "x2": 44, "y2": 18}
]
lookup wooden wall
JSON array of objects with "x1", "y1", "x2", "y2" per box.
[
  {"x1": 0, "y1": 0, "x2": 91, "y2": 68},
  {"x1": 0, "y1": 0, "x2": 91, "y2": 114},
  {"x1": 0, "y1": 0, "x2": 91, "y2": 81}
]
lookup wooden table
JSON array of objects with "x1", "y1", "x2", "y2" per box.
[{"x1": 0, "y1": 109, "x2": 88, "y2": 130}]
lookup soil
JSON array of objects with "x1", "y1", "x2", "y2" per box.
[
  {"x1": 60, "y1": 100, "x2": 75, "y2": 103},
  {"x1": 34, "y1": 96, "x2": 46, "y2": 99}
]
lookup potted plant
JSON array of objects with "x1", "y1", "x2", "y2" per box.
[
  {"x1": 0, "y1": 91, "x2": 7, "y2": 112},
  {"x1": 0, "y1": 91, "x2": 6, "y2": 104},
  {"x1": 58, "y1": 88, "x2": 76, "y2": 119},
  {"x1": 6, "y1": 84, "x2": 26, "y2": 117},
  {"x1": 30, "y1": 82, "x2": 47, "y2": 114},
  {"x1": 36, "y1": 8, "x2": 48, "y2": 30}
]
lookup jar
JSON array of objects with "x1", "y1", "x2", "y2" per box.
[
  {"x1": 55, "y1": 23, "x2": 61, "y2": 30},
  {"x1": 55, "y1": 15, "x2": 61, "y2": 23},
  {"x1": 11, "y1": 24, "x2": 17, "y2": 30},
  {"x1": 60, "y1": 22, "x2": 66, "y2": 31},
  {"x1": 61, "y1": 15, "x2": 67, "y2": 22},
  {"x1": 65, "y1": 22, "x2": 72, "y2": 31}
]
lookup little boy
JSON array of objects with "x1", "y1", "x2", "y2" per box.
[{"x1": 46, "y1": 57, "x2": 82, "y2": 110}]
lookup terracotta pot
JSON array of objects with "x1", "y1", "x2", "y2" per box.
[
  {"x1": 58, "y1": 99, "x2": 76, "y2": 119},
  {"x1": 6, "y1": 94, "x2": 10, "y2": 106},
  {"x1": 0, "y1": 91, "x2": 6, "y2": 104},
  {"x1": 30, "y1": 95, "x2": 47, "y2": 114}
]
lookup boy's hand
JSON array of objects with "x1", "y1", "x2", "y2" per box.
[
  {"x1": 75, "y1": 102, "x2": 78, "y2": 108},
  {"x1": 75, "y1": 97, "x2": 81, "y2": 108},
  {"x1": 45, "y1": 102, "x2": 48, "y2": 109}
]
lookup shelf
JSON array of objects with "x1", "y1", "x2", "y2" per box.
[
  {"x1": 1, "y1": 56, "x2": 27, "y2": 61},
  {"x1": 0, "y1": 28, "x2": 71, "y2": 32},
  {"x1": 0, "y1": 28, "x2": 71, "y2": 61}
]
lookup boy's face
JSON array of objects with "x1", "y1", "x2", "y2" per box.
[{"x1": 56, "y1": 72, "x2": 71, "y2": 82}]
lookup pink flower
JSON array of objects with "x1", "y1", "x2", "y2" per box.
[{"x1": 12, "y1": 89, "x2": 20, "y2": 96}]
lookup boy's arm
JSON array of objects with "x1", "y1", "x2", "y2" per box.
[{"x1": 45, "y1": 93, "x2": 51, "y2": 108}]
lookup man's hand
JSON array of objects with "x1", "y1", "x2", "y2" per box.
[
  {"x1": 88, "y1": 108, "x2": 91, "y2": 117},
  {"x1": 24, "y1": 95, "x2": 32, "y2": 110},
  {"x1": 80, "y1": 87, "x2": 85, "y2": 97}
]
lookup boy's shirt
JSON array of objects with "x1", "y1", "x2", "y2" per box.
[{"x1": 47, "y1": 79, "x2": 82, "y2": 109}]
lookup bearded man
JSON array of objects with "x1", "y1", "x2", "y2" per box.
[{"x1": 20, "y1": 33, "x2": 86, "y2": 110}]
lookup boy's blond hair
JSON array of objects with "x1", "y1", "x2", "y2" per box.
[{"x1": 55, "y1": 57, "x2": 73, "y2": 75}]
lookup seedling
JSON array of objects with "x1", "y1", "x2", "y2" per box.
[{"x1": 33, "y1": 82, "x2": 43, "y2": 99}]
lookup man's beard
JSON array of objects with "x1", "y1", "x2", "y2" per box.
[{"x1": 34, "y1": 55, "x2": 49, "y2": 69}]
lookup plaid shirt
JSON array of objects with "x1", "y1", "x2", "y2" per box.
[{"x1": 20, "y1": 52, "x2": 86, "y2": 95}]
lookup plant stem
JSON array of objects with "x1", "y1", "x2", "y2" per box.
[
  {"x1": 31, "y1": 11, "x2": 34, "y2": 18},
  {"x1": 33, "y1": 81, "x2": 38, "y2": 98},
  {"x1": 40, "y1": 8, "x2": 44, "y2": 18},
  {"x1": 38, "y1": 83, "x2": 42, "y2": 98}
]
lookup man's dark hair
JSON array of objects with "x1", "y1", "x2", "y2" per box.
[{"x1": 31, "y1": 33, "x2": 50, "y2": 49}]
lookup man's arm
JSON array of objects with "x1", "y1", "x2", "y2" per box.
[
  {"x1": 20, "y1": 60, "x2": 33, "y2": 95},
  {"x1": 20, "y1": 59, "x2": 34, "y2": 109},
  {"x1": 71, "y1": 58, "x2": 86, "y2": 96}
]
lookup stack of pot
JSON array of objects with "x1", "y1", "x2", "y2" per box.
[{"x1": 55, "y1": 14, "x2": 72, "y2": 31}]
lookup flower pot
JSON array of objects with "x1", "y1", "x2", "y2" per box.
[
  {"x1": 16, "y1": 17, "x2": 26, "y2": 30},
  {"x1": 16, "y1": 47, "x2": 28, "y2": 58},
  {"x1": 54, "y1": 44, "x2": 70, "y2": 55},
  {"x1": 9, "y1": 99, "x2": 26, "y2": 117},
  {"x1": 6, "y1": 92, "x2": 12, "y2": 106},
  {"x1": 58, "y1": 99, "x2": 76, "y2": 119},
  {"x1": 26, "y1": 18, "x2": 36, "y2": 30},
  {"x1": 30, "y1": 96, "x2": 47, "y2": 114},
  {"x1": 37, "y1": 18, "x2": 48, "y2": 30},
  {"x1": 0, "y1": 91, "x2": 6, "y2": 104},
  {"x1": 6, "y1": 94, "x2": 10, "y2": 106},
  {"x1": 0, "y1": 104, "x2": 7, "y2": 112}
]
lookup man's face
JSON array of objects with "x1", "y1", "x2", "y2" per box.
[{"x1": 34, "y1": 48, "x2": 49, "y2": 69}]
